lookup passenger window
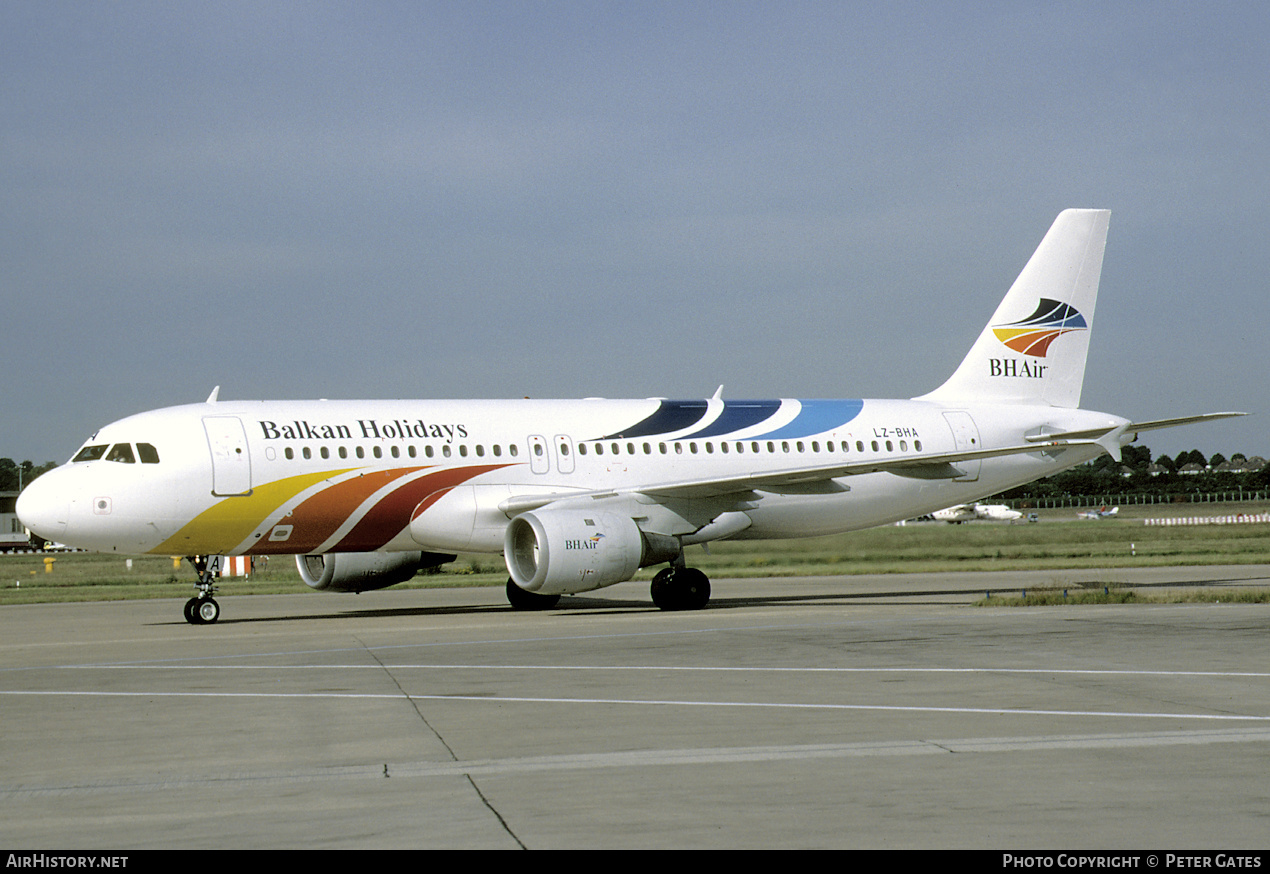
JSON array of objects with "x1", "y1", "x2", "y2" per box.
[
  {"x1": 105, "y1": 444, "x2": 136, "y2": 463},
  {"x1": 137, "y1": 443, "x2": 160, "y2": 463}
]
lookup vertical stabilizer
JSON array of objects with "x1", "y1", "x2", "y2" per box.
[{"x1": 917, "y1": 209, "x2": 1110, "y2": 408}]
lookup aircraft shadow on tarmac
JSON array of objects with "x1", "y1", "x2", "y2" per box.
[
  {"x1": 155, "y1": 587, "x2": 964, "y2": 625},
  {"x1": 154, "y1": 572, "x2": 1269, "y2": 626}
]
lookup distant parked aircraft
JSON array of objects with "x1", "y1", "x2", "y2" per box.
[
  {"x1": 933, "y1": 503, "x2": 1024, "y2": 523},
  {"x1": 1078, "y1": 506, "x2": 1120, "y2": 519}
]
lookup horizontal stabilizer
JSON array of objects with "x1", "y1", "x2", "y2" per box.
[
  {"x1": 1023, "y1": 412, "x2": 1246, "y2": 444},
  {"x1": 1125, "y1": 412, "x2": 1247, "y2": 435}
]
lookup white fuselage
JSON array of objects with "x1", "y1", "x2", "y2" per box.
[{"x1": 18, "y1": 396, "x2": 1117, "y2": 558}]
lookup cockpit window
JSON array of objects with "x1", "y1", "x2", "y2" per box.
[
  {"x1": 137, "y1": 443, "x2": 160, "y2": 464},
  {"x1": 104, "y1": 444, "x2": 136, "y2": 463},
  {"x1": 72, "y1": 445, "x2": 109, "y2": 462}
]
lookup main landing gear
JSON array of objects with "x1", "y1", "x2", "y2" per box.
[
  {"x1": 650, "y1": 566, "x2": 711, "y2": 611},
  {"x1": 183, "y1": 555, "x2": 221, "y2": 625},
  {"x1": 505, "y1": 578, "x2": 561, "y2": 611},
  {"x1": 503, "y1": 564, "x2": 712, "y2": 611}
]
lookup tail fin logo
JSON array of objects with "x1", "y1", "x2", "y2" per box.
[{"x1": 992, "y1": 298, "x2": 1087, "y2": 358}]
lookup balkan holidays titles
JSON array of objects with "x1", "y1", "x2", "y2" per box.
[{"x1": 258, "y1": 418, "x2": 469, "y2": 443}]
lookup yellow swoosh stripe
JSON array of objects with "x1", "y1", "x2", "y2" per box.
[{"x1": 151, "y1": 469, "x2": 356, "y2": 555}]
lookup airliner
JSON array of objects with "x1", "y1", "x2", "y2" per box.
[{"x1": 17, "y1": 210, "x2": 1241, "y2": 623}]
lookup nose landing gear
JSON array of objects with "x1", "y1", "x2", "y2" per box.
[{"x1": 183, "y1": 555, "x2": 221, "y2": 624}]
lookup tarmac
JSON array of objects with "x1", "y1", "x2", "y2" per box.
[{"x1": 2, "y1": 565, "x2": 1269, "y2": 849}]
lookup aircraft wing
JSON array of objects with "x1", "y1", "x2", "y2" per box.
[
  {"x1": 500, "y1": 440, "x2": 1090, "y2": 513},
  {"x1": 639, "y1": 440, "x2": 1092, "y2": 499}
]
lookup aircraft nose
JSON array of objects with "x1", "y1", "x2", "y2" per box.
[{"x1": 15, "y1": 472, "x2": 69, "y2": 542}]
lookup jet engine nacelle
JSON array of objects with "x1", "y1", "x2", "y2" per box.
[
  {"x1": 297, "y1": 551, "x2": 455, "y2": 593},
  {"x1": 504, "y1": 510, "x2": 651, "y2": 596}
]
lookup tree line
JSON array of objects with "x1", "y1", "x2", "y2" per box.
[
  {"x1": 0, "y1": 459, "x2": 58, "y2": 492},
  {"x1": 999, "y1": 445, "x2": 1270, "y2": 501}
]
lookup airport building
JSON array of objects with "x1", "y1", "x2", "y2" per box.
[{"x1": 1, "y1": 489, "x2": 32, "y2": 550}]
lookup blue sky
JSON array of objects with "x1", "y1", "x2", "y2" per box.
[{"x1": 2, "y1": 2, "x2": 1265, "y2": 463}]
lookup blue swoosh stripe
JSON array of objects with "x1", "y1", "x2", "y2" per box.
[{"x1": 752, "y1": 399, "x2": 864, "y2": 439}]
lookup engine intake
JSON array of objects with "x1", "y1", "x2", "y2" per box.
[
  {"x1": 297, "y1": 551, "x2": 454, "y2": 593},
  {"x1": 504, "y1": 509, "x2": 650, "y2": 595}
]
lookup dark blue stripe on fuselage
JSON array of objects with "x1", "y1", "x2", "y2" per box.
[
  {"x1": 598, "y1": 398, "x2": 864, "y2": 441},
  {"x1": 599, "y1": 400, "x2": 708, "y2": 439},
  {"x1": 684, "y1": 400, "x2": 783, "y2": 438}
]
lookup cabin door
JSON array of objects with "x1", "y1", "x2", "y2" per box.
[{"x1": 203, "y1": 416, "x2": 253, "y2": 496}]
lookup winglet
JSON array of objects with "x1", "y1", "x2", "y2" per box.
[{"x1": 206, "y1": 386, "x2": 220, "y2": 404}]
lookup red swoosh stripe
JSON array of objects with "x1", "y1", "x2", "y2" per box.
[
  {"x1": 248, "y1": 467, "x2": 427, "y2": 555},
  {"x1": 333, "y1": 464, "x2": 512, "y2": 552}
]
